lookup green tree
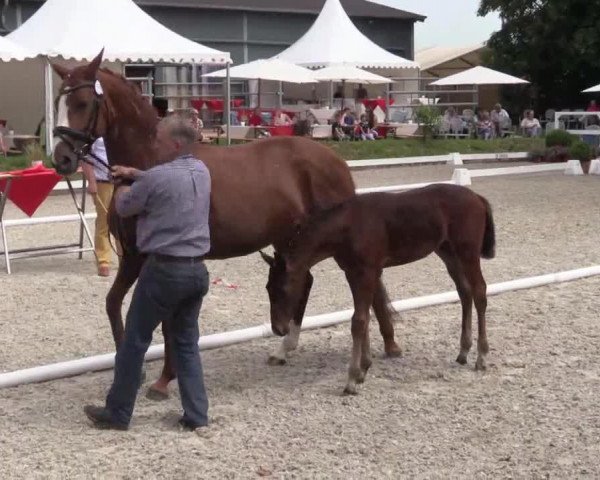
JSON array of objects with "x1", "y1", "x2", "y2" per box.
[{"x1": 479, "y1": 0, "x2": 600, "y2": 114}]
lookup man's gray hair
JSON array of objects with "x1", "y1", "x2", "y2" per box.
[{"x1": 159, "y1": 115, "x2": 197, "y2": 145}]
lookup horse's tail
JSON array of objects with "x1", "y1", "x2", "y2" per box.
[{"x1": 478, "y1": 195, "x2": 496, "y2": 259}]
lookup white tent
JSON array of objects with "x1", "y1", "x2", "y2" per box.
[
  {"x1": 6, "y1": 0, "x2": 229, "y2": 64},
  {"x1": 310, "y1": 65, "x2": 390, "y2": 84},
  {"x1": 582, "y1": 84, "x2": 600, "y2": 93},
  {"x1": 204, "y1": 59, "x2": 316, "y2": 83},
  {"x1": 429, "y1": 66, "x2": 529, "y2": 86},
  {"x1": 274, "y1": 0, "x2": 418, "y2": 69},
  {"x1": 0, "y1": 36, "x2": 35, "y2": 62},
  {"x1": 4, "y1": 0, "x2": 231, "y2": 151}
]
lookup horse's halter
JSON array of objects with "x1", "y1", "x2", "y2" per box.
[{"x1": 52, "y1": 79, "x2": 112, "y2": 173}]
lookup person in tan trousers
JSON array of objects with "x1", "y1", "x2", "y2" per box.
[{"x1": 82, "y1": 137, "x2": 115, "y2": 277}]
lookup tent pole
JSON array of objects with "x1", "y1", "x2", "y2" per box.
[
  {"x1": 225, "y1": 64, "x2": 231, "y2": 146},
  {"x1": 278, "y1": 81, "x2": 283, "y2": 109},
  {"x1": 329, "y1": 80, "x2": 333, "y2": 109},
  {"x1": 258, "y1": 78, "x2": 261, "y2": 108},
  {"x1": 44, "y1": 58, "x2": 55, "y2": 157}
]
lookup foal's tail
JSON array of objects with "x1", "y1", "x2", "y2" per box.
[{"x1": 478, "y1": 195, "x2": 496, "y2": 259}]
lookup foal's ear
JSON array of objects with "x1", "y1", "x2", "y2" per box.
[
  {"x1": 51, "y1": 62, "x2": 70, "y2": 80},
  {"x1": 259, "y1": 250, "x2": 275, "y2": 268},
  {"x1": 83, "y1": 48, "x2": 105, "y2": 79}
]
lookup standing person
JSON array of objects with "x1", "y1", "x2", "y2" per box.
[
  {"x1": 82, "y1": 137, "x2": 114, "y2": 277},
  {"x1": 84, "y1": 116, "x2": 212, "y2": 431}
]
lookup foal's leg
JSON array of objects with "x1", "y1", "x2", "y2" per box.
[
  {"x1": 344, "y1": 269, "x2": 377, "y2": 395},
  {"x1": 437, "y1": 247, "x2": 473, "y2": 365},
  {"x1": 461, "y1": 257, "x2": 489, "y2": 370},
  {"x1": 372, "y1": 279, "x2": 402, "y2": 357},
  {"x1": 268, "y1": 271, "x2": 314, "y2": 365}
]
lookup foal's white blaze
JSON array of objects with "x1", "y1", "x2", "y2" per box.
[
  {"x1": 52, "y1": 95, "x2": 70, "y2": 156},
  {"x1": 270, "y1": 320, "x2": 301, "y2": 361}
]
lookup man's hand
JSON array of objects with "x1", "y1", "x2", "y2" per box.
[{"x1": 111, "y1": 166, "x2": 141, "y2": 180}]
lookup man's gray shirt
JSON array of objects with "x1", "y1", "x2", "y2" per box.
[{"x1": 115, "y1": 154, "x2": 211, "y2": 257}]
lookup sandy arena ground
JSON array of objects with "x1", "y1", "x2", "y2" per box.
[{"x1": 0, "y1": 163, "x2": 599, "y2": 479}]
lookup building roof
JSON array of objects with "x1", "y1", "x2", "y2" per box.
[
  {"x1": 134, "y1": 0, "x2": 426, "y2": 20},
  {"x1": 416, "y1": 44, "x2": 487, "y2": 71}
]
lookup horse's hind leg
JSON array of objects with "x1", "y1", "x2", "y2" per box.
[
  {"x1": 268, "y1": 271, "x2": 314, "y2": 366},
  {"x1": 437, "y1": 246, "x2": 473, "y2": 365},
  {"x1": 147, "y1": 321, "x2": 177, "y2": 399},
  {"x1": 461, "y1": 257, "x2": 488, "y2": 370},
  {"x1": 372, "y1": 278, "x2": 402, "y2": 357}
]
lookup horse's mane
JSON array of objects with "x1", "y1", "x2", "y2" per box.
[{"x1": 97, "y1": 67, "x2": 158, "y2": 137}]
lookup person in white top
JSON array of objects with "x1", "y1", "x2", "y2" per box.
[
  {"x1": 520, "y1": 110, "x2": 541, "y2": 137},
  {"x1": 490, "y1": 103, "x2": 511, "y2": 137},
  {"x1": 82, "y1": 137, "x2": 115, "y2": 277},
  {"x1": 272, "y1": 109, "x2": 293, "y2": 126}
]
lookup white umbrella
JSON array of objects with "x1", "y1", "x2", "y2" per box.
[
  {"x1": 203, "y1": 58, "x2": 316, "y2": 83},
  {"x1": 582, "y1": 84, "x2": 600, "y2": 93},
  {"x1": 311, "y1": 65, "x2": 390, "y2": 84},
  {"x1": 429, "y1": 66, "x2": 529, "y2": 86}
]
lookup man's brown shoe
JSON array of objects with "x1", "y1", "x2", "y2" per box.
[{"x1": 84, "y1": 405, "x2": 128, "y2": 431}]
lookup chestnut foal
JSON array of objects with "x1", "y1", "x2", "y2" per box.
[{"x1": 266, "y1": 184, "x2": 496, "y2": 394}]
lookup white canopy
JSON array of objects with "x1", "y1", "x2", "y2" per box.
[
  {"x1": 274, "y1": 0, "x2": 418, "y2": 69},
  {"x1": 204, "y1": 59, "x2": 316, "y2": 83},
  {"x1": 582, "y1": 84, "x2": 600, "y2": 93},
  {"x1": 429, "y1": 66, "x2": 528, "y2": 86},
  {"x1": 310, "y1": 65, "x2": 390, "y2": 84},
  {"x1": 0, "y1": 35, "x2": 35, "y2": 62},
  {"x1": 6, "y1": 0, "x2": 230, "y2": 64}
]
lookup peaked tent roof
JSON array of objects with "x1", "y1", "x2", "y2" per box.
[
  {"x1": 273, "y1": 0, "x2": 418, "y2": 69},
  {"x1": 429, "y1": 66, "x2": 528, "y2": 86},
  {"x1": 6, "y1": 0, "x2": 230, "y2": 64},
  {"x1": 0, "y1": 35, "x2": 35, "y2": 62}
]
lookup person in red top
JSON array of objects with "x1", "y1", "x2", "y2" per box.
[
  {"x1": 248, "y1": 107, "x2": 264, "y2": 126},
  {"x1": 586, "y1": 100, "x2": 599, "y2": 112}
]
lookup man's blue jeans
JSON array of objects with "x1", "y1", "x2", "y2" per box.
[{"x1": 105, "y1": 255, "x2": 210, "y2": 427}]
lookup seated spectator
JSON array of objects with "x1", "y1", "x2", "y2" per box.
[
  {"x1": 586, "y1": 100, "x2": 599, "y2": 112},
  {"x1": 490, "y1": 103, "x2": 510, "y2": 137},
  {"x1": 477, "y1": 111, "x2": 493, "y2": 140},
  {"x1": 340, "y1": 108, "x2": 357, "y2": 137},
  {"x1": 331, "y1": 111, "x2": 349, "y2": 141},
  {"x1": 230, "y1": 110, "x2": 241, "y2": 126},
  {"x1": 273, "y1": 109, "x2": 293, "y2": 126},
  {"x1": 358, "y1": 114, "x2": 378, "y2": 141},
  {"x1": 520, "y1": 110, "x2": 542, "y2": 137},
  {"x1": 248, "y1": 107, "x2": 264, "y2": 126}
]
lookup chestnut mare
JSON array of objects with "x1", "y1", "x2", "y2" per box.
[
  {"x1": 50, "y1": 51, "x2": 400, "y2": 398},
  {"x1": 266, "y1": 184, "x2": 496, "y2": 395}
]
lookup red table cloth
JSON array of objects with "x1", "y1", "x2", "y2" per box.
[
  {"x1": 362, "y1": 98, "x2": 395, "y2": 111},
  {"x1": 0, "y1": 164, "x2": 61, "y2": 217}
]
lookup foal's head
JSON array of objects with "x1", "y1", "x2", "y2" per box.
[{"x1": 261, "y1": 251, "x2": 309, "y2": 337}]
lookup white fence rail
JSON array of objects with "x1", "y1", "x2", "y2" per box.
[{"x1": 1, "y1": 264, "x2": 599, "y2": 389}]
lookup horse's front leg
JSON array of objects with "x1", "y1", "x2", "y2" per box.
[
  {"x1": 106, "y1": 252, "x2": 145, "y2": 349},
  {"x1": 343, "y1": 269, "x2": 377, "y2": 395},
  {"x1": 268, "y1": 271, "x2": 314, "y2": 365}
]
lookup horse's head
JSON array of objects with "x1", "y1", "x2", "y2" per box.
[
  {"x1": 261, "y1": 251, "x2": 311, "y2": 337},
  {"x1": 51, "y1": 49, "x2": 108, "y2": 176}
]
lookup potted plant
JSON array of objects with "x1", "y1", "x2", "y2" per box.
[
  {"x1": 24, "y1": 141, "x2": 46, "y2": 168},
  {"x1": 569, "y1": 141, "x2": 593, "y2": 174}
]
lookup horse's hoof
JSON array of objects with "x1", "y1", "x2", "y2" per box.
[
  {"x1": 385, "y1": 344, "x2": 403, "y2": 358},
  {"x1": 267, "y1": 355, "x2": 286, "y2": 366},
  {"x1": 456, "y1": 353, "x2": 468, "y2": 365},
  {"x1": 146, "y1": 387, "x2": 169, "y2": 401},
  {"x1": 343, "y1": 385, "x2": 358, "y2": 396},
  {"x1": 475, "y1": 357, "x2": 487, "y2": 371}
]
